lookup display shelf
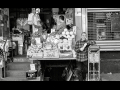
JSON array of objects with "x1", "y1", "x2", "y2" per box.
[{"x1": 28, "y1": 58, "x2": 76, "y2": 61}]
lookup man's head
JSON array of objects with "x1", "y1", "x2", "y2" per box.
[
  {"x1": 81, "y1": 32, "x2": 87, "y2": 41},
  {"x1": 36, "y1": 8, "x2": 40, "y2": 14},
  {"x1": 59, "y1": 15, "x2": 65, "y2": 23}
]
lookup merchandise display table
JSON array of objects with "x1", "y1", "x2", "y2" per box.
[{"x1": 29, "y1": 58, "x2": 76, "y2": 61}]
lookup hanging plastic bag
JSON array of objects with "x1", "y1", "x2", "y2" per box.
[{"x1": 28, "y1": 13, "x2": 34, "y2": 25}]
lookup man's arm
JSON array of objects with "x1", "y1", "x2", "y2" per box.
[
  {"x1": 74, "y1": 41, "x2": 81, "y2": 53},
  {"x1": 80, "y1": 43, "x2": 87, "y2": 51}
]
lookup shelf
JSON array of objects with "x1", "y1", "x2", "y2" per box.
[{"x1": 28, "y1": 58, "x2": 76, "y2": 61}]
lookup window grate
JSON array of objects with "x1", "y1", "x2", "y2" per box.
[{"x1": 87, "y1": 12, "x2": 120, "y2": 40}]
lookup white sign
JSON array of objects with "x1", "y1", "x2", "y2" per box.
[
  {"x1": 75, "y1": 8, "x2": 81, "y2": 16},
  {"x1": 30, "y1": 64, "x2": 36, "y2": 71},
  {"x1": 35, "y1": 37, "x2": 41, "y2": 45}
]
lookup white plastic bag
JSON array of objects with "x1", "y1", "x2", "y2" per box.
[{"x1": 28, "y1": 13, "x2": 34, "y2": 25}]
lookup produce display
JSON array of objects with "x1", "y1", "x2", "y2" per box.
[
  {"x1": 27, "y1": 45, "x2": 43, "y2": 58},
  {"x1": 58, "y1": 28, "x2": 75, "y2": 58},
  {"x1": 43, "y1": 49, "x2": 59, "y2": 58},
  {"x1": 43, "y1": 41, "x2": 59, "y2": 58},
  {"x1": 32, "y1": 31, "x2": 42, "y2": 37},
  {"x1": 27, "y1": 27, "x2": 77, "y2": 59}
]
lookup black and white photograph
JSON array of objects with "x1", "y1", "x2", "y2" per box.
[{"x1": 0, "y1": 8, "x2": 120, "y2": 81}]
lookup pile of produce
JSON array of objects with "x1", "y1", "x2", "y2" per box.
[
  {"x1": 27, "y1": 27, "x2": 77, "y2": 59},
  {"x1": 43, "y1": 49, "x2": 59, "y2": 58},
  {"x1": 58, "y1": 28, "x2": 75, "y2": 52},
  {"x1": 32, "y1": 31, "x2": 41, "y2": 37},
  {"x1": 27, "y1": 45, "x2": 43, "y2": 58},
  {"x1": 43, "y1": 41, "x2": 59, "y2": 58},
  {"x1": 57, "y1": 28, "x2": 75, "y2": 58}
]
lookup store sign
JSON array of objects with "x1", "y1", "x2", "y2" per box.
[{"x1": 75, "y1": 8, "x2": 81, "y2": 16}]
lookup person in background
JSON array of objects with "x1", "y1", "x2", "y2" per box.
[
  {"x1": 12, "y1": 42, "x2": 16, "y2": 57},
  {"x1": 56, "y1": 15, "x2": 66, "y2": 35},
  {"x1": 51, "y1": 17, "x2": 57, "y2": 30},
  {"x1": 74, "y1": 32, "x2": 90, "y2": 81},
  {"x1": 46, "y1": 19, "x2": 51, "y2": 33}
]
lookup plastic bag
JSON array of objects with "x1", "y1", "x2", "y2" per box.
[{"x1": 28, "y1": 13, "x2": 34, "y2": 25}]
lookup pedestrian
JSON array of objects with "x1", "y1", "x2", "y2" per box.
[
  {"x1": 12, "y1": 42, "x2": 16, "y2": 57},
  {"x1": 74, "y1": 32, "x2": 90, "y2": 81}
]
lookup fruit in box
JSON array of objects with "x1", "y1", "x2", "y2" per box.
[
  {"x1": 59, "y1": 51, "x2": 73, "y2": 58},
  {"x1": 27, "y1": 44, "x2": 43, "y2": 58},
  {"x1": 43, "y1": 49, "x2": 59, "y2": 58},
  {"x1": 70, "y1": 31, "x2": 73, "y2": 35}
]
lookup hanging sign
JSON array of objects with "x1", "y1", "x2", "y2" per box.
[{"x1": 75, "y1": 8, "x2": 81, "y2": 16}]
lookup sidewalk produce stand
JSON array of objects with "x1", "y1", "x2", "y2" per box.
[{"x1": 26, "y1": 25, "x2": 77, "y2": 80}]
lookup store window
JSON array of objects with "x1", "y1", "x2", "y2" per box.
[{"x1": 88, "y1": 11, "x2": 120, "y2": 40}]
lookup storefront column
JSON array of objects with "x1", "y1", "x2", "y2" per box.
[
  {"x1": 75, "y1": 8, "x2": 82, "y2": 41},
  {"x1": 74, "y1": 8, "x2": 88, "y2": 41},
  {"x1": 81, "y1": 8, "x2": 88, "y2": 38}
]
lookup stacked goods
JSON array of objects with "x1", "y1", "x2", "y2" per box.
[
  {"x1": 58, "y1": 28, "x2": 75, "y2": 58},
  {"x1": 43, "y1": 49, "x2": 59, "y2": 58},
  {"x1": 27, "y1": 44, "x2": 43, "y2": 58},
  {"x1": 32, "y1": 31, "x2": 41, "y2": 37},
  {"x1": 43, "y1": 41, "x2": 59, "y2": 58}
]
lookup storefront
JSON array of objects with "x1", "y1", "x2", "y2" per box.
[
  {"x1": 82, "y1": 8, "x2": 120, "y2": 74},
  {"x1": 2, "y1": 8, "x2": 118, "y2": 81}
]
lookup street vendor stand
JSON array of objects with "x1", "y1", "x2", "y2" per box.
[{"x1": 26, "y1": 8, "x2": 76, "y2": 81}]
